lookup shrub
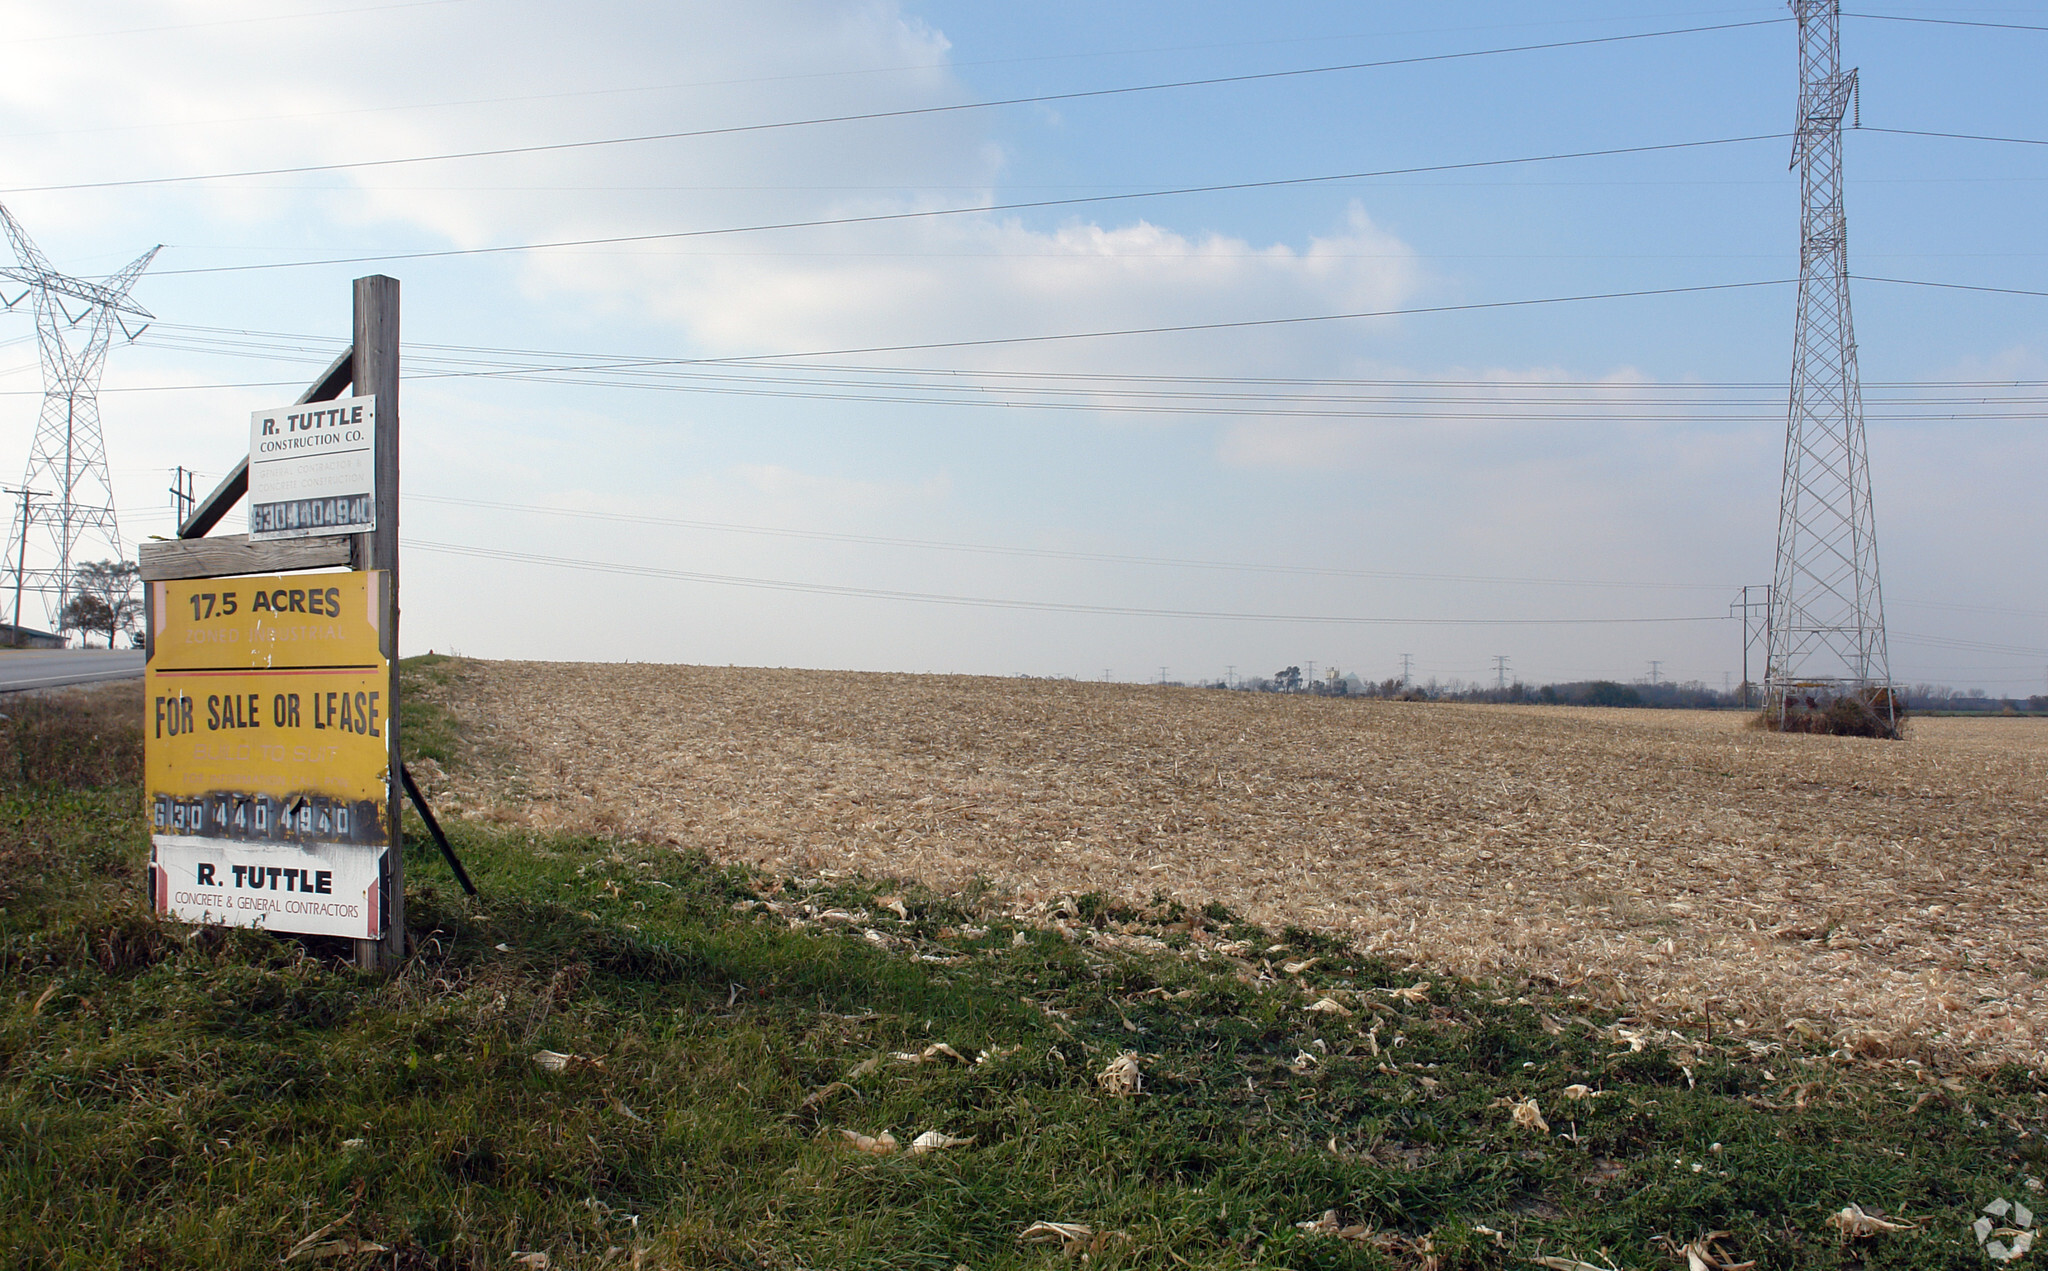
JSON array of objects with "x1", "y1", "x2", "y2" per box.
[{"x1": 1753, "y1": 686, "x2": 1905, "y2": 739}]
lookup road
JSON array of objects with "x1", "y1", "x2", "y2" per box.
[{"x1": 0, "y1": 648, "x2": 145, "y2": 692}]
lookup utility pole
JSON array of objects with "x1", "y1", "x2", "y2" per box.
[
  {"x1": 1767, "y1": 1, "x2": 1894, "y2": 732},
  {"x1": 168, "y1": 466, "x2": 195, "y2": 527},
  {"x1": 1493, "y1": 655, "x2": 1510, "y2": 691},
  {"x1": 1399, "y1": 653, "x2": 1412, "y2": 687},
  {"x1": 1729, "y1": 584, "x2": 1772, "y2": 709},
  {"x1": 1648, "y1": 660, "x2": 1662, "y2": 687},
  {"x1": 1224, "y1": 664, "x2": 1235, "y2": 688},
  {"x1": 1158, "y1": 665, "x2": 1169, "y2": 686}
]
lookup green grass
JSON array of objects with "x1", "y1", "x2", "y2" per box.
[
  {"x1": 1, "y1": 695, "x2": 2044, "y2": 1268},
  {"x1": 397, "y1": 653, "x2": 468, "y2": 768}
]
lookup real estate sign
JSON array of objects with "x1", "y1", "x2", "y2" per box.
[
  {"x1": 145, "y1": 570, "x2": 392, "y2": 938},
  {"x1": 246, "y1": 395, "x2": 377, "y2": 540}
]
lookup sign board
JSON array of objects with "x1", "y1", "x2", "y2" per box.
[
  {"x1": 247, "y1": 395, "x2": 376, "y2": 540},
  {"x1": 145, "y1": 571, "x2": 391, "y2": 938}
]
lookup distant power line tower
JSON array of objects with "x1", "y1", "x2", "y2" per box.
[
  {"x1": 1766, "y1": 1, "x2": 1893, "y2": 728},
  {"x1": 0, "y1": 206, "x2": 158, "y2": 630}
]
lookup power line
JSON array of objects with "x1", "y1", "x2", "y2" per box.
[
  {"x1": 150, "y1": 133, "x2": 1791, "y2": 277},
  {"x1": 1892, "y1": 631, "x2": 2048, "y2": 658},
  {"x1": 553, "y1": 279, "x2": 1805, "y2": 363},
  {"x1": 1854, "y1": 273, "x2": 2048, "y2": 300},
  {"x1": 1860, "y1": 126, "x2": 2048, "y2": 148},
  {"x1": 10, "y1": 18, "x2": 1787, "y2": 199},
  {"x1": 138, "y1": 320, "x2": 2048, "y2": 392},
  {"x1": 406, "y1": 537, "x2": 1732, "y2": 627},
  {"x1": 404, "y1": 493, "x2": 1732, "y2": 591},
  {"x1": 1845, "y1": 12, "x2": 2048, "y2": 35}
]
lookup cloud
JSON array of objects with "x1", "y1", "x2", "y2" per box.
[{"x1": 0, "y1": 1, "x2": 1422, "y2": 377}]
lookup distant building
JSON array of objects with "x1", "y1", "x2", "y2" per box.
[{"x1": 0, "y1": 623, "x2": 67, "y2": 649}]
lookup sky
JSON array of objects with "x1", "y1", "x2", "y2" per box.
[{"x1": 0, "y1": 0, "x2": 2042, "y2": 692}]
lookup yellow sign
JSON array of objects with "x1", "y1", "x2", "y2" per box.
[
  {"x1": 146, "y1": 571, "x2": 391, "y2": 851},
  {"x1": 150, "y1": 572, "x2": 383, "y2": 671}
]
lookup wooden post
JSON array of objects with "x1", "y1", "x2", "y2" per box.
[{"x1": 351, "y1": 276, "x2": 403, "y2": 971}]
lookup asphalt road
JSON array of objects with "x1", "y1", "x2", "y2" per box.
[{"x1": 0, "y1": 648, "x2": 145, "y2": 692}]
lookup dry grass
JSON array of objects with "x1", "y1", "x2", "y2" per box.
[{"x1": 418, "y1": 660, "x2": 2048, "y2": 1068}]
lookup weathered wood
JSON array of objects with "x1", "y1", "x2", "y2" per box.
[
  {"x1": 138, "y1": 533, "x2": 351, "y2": 582},
  {"x1": 178, "y1": 346, "x2": 354, "y2": 539},
  {"x1": 351, "y1": 276, "x2": 404, "y2": 973}
]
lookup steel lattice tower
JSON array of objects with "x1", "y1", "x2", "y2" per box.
[
  {"x1": 1765, "y1": 1, "x2": 1893, "y2": 727},
  {"x1": 0, "y1": 205, "x2": 157, "y2": 631}
]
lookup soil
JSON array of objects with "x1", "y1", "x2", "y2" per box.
[{"x1": 414, "y1": 659, "x2": 2048, "y2": 1066}]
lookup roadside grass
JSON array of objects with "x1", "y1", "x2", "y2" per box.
[
  {"x1": 1, "y1": 693, "x2": 2044, "y2": 1267},
  {"x1": 397, "y1": 653, "x2": 467, "y2": 769}
]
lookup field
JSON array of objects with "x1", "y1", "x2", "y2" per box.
[
  {"x1": 8, "y1": 668, "x2": 2048, "y2": 1267},
  {"x1": 421, "y1": 659, "x2": 2048, "y2": 1068}
]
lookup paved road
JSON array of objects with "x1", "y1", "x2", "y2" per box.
[{"x1": 0, "y1": 648, "x2": 145, "y2": 692}]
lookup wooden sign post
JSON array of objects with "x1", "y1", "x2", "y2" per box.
[{"x1": 140, "y1": 275, "x2": 404, "y2": 971}]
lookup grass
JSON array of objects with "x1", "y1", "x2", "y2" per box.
[
  {"x1": 398, "y1": 653, "x2": 469, "y2": 769},
  {"x1": 1, "y1": 686, "x2": 2045, "y2": 1268}
]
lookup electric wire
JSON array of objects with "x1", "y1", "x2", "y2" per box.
[
  {"x1": 1860, "y1": 126, "x2": 2048, "y2": 148},
  {"x1": 405, "y1": 537, "x2": 1732, "y2": 627},
  {"x1": 8, "y1": 18, "x2": 1787, "y2": 199},
  {"x1": 1845, "y1": 12, "x2": 2048, "y2": 35},
  {"x1": 149, "y1": 133, "x2": 1791, "y2": 277},
  {"x1": 403, "y1": 493, "x2": 1734, "y2": 592}
]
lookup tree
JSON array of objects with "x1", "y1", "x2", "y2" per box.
[
  {"x1": 60, "y1": 559, "x2": 141, "y2": 648},
  {"x1": 1273, "y1": 666, "x2": 1302, "y2": 692}
]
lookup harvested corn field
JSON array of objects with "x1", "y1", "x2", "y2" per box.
[{"x1": 415, "y1": 659, "x2": 2048, "y2": 1066}]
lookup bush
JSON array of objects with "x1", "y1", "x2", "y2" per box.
[{"x1": 1754, "y1": 686, "x2": 1905, "y2": 739}]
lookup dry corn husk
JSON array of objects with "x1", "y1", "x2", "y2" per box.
[
  {"x1": 531, "y1": 1050, "x2": 604, "y2": 1073},
  {"x1": 1510, "y1": 1098, "x2": 1550, "y2": 1134},
  {"x1": 288, "y1": 1240, "x2": 388, "y2": 1262},
  {"x1": 1670, "y1": 1233, "x2": 1752, "y2": 1271},
  {"x1": 1562, "y1": 1084, "x2": 1599, "y2": 1102},
  {"x1": 889, "y1": 1043, "x2": 969, "y2": 1065},
  {"x1": 1097, "y1": 1052, "x2": 1143, "y2": 1097},
  {"x1": 1828, "y1": 1204, "x2": 1917, "y2": 1238},
  {"x1": 1018, "y1": 1221, "x2": 1128, "y2": 1255},
  {"x1": 1387, "y1": 982, "x2": 1430, "y2": 1004},
  {"x1": 1295, "y1": 1210, "x2": 1372, "y2": 1240},
  {"x1": 909, "y1": 1130, "x2": 975, "y2": 1154},
  {"x1": 840, "y1": 1129, "x2": 899, "y2": 1155},
  {"x1": 1306, "y1": 997, "x2": 1353, "y2": 1017},
  {"x1": 1019, "y1": 1221, "x2": 1092, "y2": 1247}
]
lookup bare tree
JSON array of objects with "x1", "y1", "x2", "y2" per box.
[{"x1": 60, "y1": 559, "x2": 140, "y2": 648}]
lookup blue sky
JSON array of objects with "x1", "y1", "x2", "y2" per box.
[{"x1": 0, "y1": 1, "x2": 2042, "y2": 691}]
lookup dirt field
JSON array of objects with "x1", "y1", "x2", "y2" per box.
[{"x1": 417, "y1": 660, "x2": 2048, "y2": 1067}]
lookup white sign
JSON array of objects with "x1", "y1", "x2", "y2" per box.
[
  {"x1": 247, "y1": 395, "x2": 377, "y2": 541},
  {"x1": 149, "y1": 836, "x2": 385, "y2": 939}
]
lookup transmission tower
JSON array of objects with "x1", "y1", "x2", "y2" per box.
[
  {"x1": 0, "y1": 205, "x2": 158, "y2": 630},
  {"x1": 1765, "y1": 1, "x2": 1892, "y2": 728}
]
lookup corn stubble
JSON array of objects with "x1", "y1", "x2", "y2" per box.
[{"x1": 423, "y1": 659, "x2": 2048, "y2": 1066}]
